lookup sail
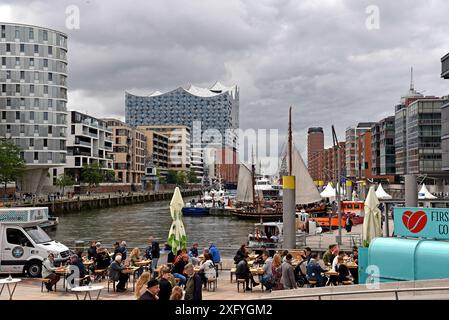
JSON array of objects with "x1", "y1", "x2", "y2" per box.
[
  {"x1": 236, "y1": 163, "x2": 254, "y2": 203},
  {"x1": 292, "y1": 146, "x2": 322, "y2": 205}
]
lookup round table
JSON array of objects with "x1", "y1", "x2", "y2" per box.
[
  {"x1": 71, "y1": 285, "x2": 104, "y2": 300},
  {"x1": 0, "y1": 278, "x2": 21, "y2": 300}
]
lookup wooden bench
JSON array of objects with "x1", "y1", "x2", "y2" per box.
[
  {"x1": 342, "y1": 280, "x2": 353, "y2": 285},
  {"x1": 230, "y1": 268, "x2": 236, "y2": 283},
  {"x1": 237, "y1": 278, "x2": 252, "y2": 292},
  {"x1": 308, "y1": 280, "x2": 317, "y2": 288},
  {"x1": 39, "y1": 278, "x2": 57, "y2": 292}
]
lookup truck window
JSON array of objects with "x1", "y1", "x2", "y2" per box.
[
  {"x1": 6, "y1": 228, "x2": 33, "y2": 247},
  {"x1": 24, "y1": 226, "x2": 52, "y2": 244}
]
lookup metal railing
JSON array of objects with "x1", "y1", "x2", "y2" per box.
[{"x1": 262, "y1": 286, "x2": 449, "y2": 300}]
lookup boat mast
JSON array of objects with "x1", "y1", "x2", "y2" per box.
[{"x1": 288, "y1": 107, "x2": 293, "y2": 176}]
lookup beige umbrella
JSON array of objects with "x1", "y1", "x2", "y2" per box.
[
  {"x1": 167, "y1": 187, "x2": 187, "y2": 254},
  {"x1": 362, "y1": 186, "x2": 382, "y2": 246}
]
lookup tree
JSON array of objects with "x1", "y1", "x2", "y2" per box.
[
  {"x1": 55, "y1": 174, "x2": 75, "y2": 196},
  {"x1": 0, "y1": 139, "x2": 25, "y2": 195},
  {"x1": 177, "y1": 172, "x2": 186, "y2": 186},
  {"x1": 81, "y1": 162, "x2": 103, "y2": 191},
  {"x1": 187, "y1": 168, "x2": 199, "y2": 184},
  {"x1": 166, "y1": 170, "x2": 178, "y2": 184},
  {"x1": 104, "y1": 169, "x2": 116, "y2": 183}
]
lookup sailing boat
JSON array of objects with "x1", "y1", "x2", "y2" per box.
[{"x1": 231, "y1": 109, "x2": 323, "y2": 220}]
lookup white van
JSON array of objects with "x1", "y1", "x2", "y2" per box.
[{"x1": 0, "y1": 207, "x2": 70, "y2": 277}]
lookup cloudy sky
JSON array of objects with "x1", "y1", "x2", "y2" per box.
[{"x1": 1, "y1": 0, "x2": 449, "y2": 151}]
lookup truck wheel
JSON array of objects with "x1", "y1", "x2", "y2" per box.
[{"x1": 26, "y1": 260, "x2": 42, "y2": 278}]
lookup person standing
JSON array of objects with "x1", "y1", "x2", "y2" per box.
[
  {"x1": 42, "y1": 253, "x2": 60, "y2": 291},
  {"x1": 209, "y1": 242, "x2": 221, "y2": 265},
  {"x1": 138, "y1": 279, "x2": 160, "y2": 300},
  {"x1": 158, "y1": 266, "x2": 173, "y2": 301},
  {"x1": 145, "y1": 237, "x2": 160, "y2": 273},
  {"x1": 281, "y1": 254, "x2": 297, "y2": 289},
  {"x1": 87, "y1": 240, "x2": 98, "y2": 261},
  {"x1": 184, "y1": 264, "x2": 202, "y2": 301},
  {"x1": 345, "y1": 216, "x2": 353, "y2": 233}
]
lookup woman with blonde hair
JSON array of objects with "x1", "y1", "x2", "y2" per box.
[
  {"x1": 134, "y1": 271, "x2": 151, "y2": 299},
  {"x1": 129, "y1": 247, "x2": 143, "y2": 277},
  {"x1": 271, "y1": 254, "x2": 283, "y2": 290},
  {"x1": 169, "y1": 286, "x2": 184, "y2": 300}
]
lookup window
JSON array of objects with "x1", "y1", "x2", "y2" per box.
[
  {"x1": 6, "y1": 43, "x2": 10, "y2": 52},
  {"x1": 30, "y1": 111, "x2": 34, "y2": 120},
  {"x1": 1, "y1": 84, "x2": 5, "y2": 93},
  {"x1": 29, "y1": 58, "x2": 34, "y2": 67},
  {"x1": 48, "y1": 73, "x2": 53, "y2": 81},
  {"x1": 1, "y1": 57, "x2": 5, "y2": 66},
  {"x1": 6, "y1": 124, "x2": 11, "y2": 133},
  {"x1": 48, "y1": 126, "x2": 52, "y2": 134},
  {"x1": 34, "y1": 152, "x2": 38, "y2": 161},
  {"x1": 34, "y1": 71, "x2": 39, "y2": 81},
  {"x1": 1, "y1": 111, "x2": 5, "y2": 119},
  {"x1": 48, "y1": 46, "x2": 52, "y2": 55},
  {"x1": 29, "y1": 138, "x2": 34, "y2": 146},
  {"x1": 20, "y1": 98, "x2": 25, "y2": 106},
  {"x1": 1, "y1": 25, "x2": 5, "y2": 38},
  {"x1": 20, "y1": 124, "x2": 25, "y2": 133},
  {"x1": 43, "y1": 59, "x2": 48, "y2": 68},
  {"x1": 48, "y1": 152, "x2": 52, "y2": 161},
  {"x1": 29, "y1": 28, "x2": 34, "y2": 40},
  {"x1": 20, "y1": 71, "x2": 25, "y2": 80},
  {"x1": 6, "y1": 228, "x2": 32, "y2": 247},
  {"x1": 15, "y1": 28, "x2": 20, "y2": 39},
  {"x1": 43, "y1": 139, "x2": 48, "y2": 147},
  {"x1": 30, "y1": 85, "x2": 34, "y2": 94},
  {"x1": 34, "y1": 44, "x2": 39, "y2": 54},
  {"x1": 15, "y1": 111, "x2": 20, "y2": 120},
  {"x1": 48, "y1": 100, "x2": 52, "y2": 108},
  {"x1": 16, "y1": 84, "x2": 20, "y2": 93},
  {"x1": 16, "y1": 57, "x2": 20, "y2": 65},
  {"x1": 43, "y1": 30, "x2": 48, "y2": 41},
  {"x1": 43, "y1": 86, "x2": 48, "y2": 94},
  {"x1": 6, "y1": 98, "x2": 11, "y2": 106},
  {"x1": 43, "y1": 112, "x2": 48, "y2": 121},
  {"x1": 34, "y1": 125, "x2": 39, "y2": 133},
  {"x1": 6, "y1": 70, "x2": 11, "y2": 79},
  {"x1": 20, "y1": 44, "x2": 24, "y2": 52},
  {"x1": 34, "y1": 98, "x2": 39, "y2": 107}
]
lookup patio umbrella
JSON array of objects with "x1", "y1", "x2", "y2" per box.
[
  {"x1": 167, "y1": 187, "x2": 187, "y2": 254},
  {"x1": 362, "y1": 186, "x2": 382, "y2": 246}
]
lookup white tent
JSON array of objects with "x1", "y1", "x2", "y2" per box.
[
  {"x1": 418, "y1": 184, "x2": 437, "y2": 200},
  {"x1": 320, "y1": 183, "x2": 336, "y2": 198},
  {"x1": 375, "y1": 183, "x2": 392, "y2": 200}
]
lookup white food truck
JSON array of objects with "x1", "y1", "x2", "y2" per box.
[{"x1": 0, "y1": 207, "x2": 70, "y2": 277}]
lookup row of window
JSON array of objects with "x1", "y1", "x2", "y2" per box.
[
  {"x1": 1, "y1": 57, "x2": 67, "y2": 72},
  {"x1": 1, "y1": 25, "x2": 67, "y2": 47},
  {"x1": 1, "y1": 98, "x2": 65, "y2": 108}
]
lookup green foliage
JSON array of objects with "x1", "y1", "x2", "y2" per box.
[
  {"x1": 55, "y1": 174, "x2": 75, "y2": 196},
  {"x1": 166, "y1": 170, "x2": 178, "y2": 184},
  {"x1": 363, "y1": 240, "x2": 370, "y2": 248},
  {"x1": 187, "y1": 168, "x2": 199, "y2": 184},
  {"x1": 177, "y1": 172, "x2": 186, "y2": 186},
  {"x1": 81, "y1": 162, "x2": 103, "y2": 190},
  {"x1": 104, "y1": 170, "x2": 116, "y2": 182},
  {"x1": 0, "y1": 139, "x2": 25, "y2": 192}
]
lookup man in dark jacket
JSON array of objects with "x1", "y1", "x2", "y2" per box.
[
  {"x1": 184, "y1": 264, "x2": 202, "y2": 300},
  {"x1": 306, "y1": 253, "x2": 328, "y2": 287},
  {"x1": 87, "y1": 241, "x2": 97, "y2": 261},
  {"x1": 235, "y1": 255, "x2": 259, "y2": 291},
  {"x1": 109, "y1": 255, "x2": 129, "y2": 292},
  {"x1": 138, "y1": 279, "x2": 160, "y2": 300},
  {"x1": 145, "y1": 237, "x2": 160, "y2": 272}
]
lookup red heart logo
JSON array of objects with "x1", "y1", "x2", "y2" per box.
[{"x1": 402, "y1": 211, "x2": 427, "y2": 233}]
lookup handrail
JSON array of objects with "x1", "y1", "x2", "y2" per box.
[{"x1": 260, "y1": 286, "x2": 449, "y2": 300}]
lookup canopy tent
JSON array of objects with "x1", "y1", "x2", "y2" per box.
[
  {"x1": 418, "y1": 184, "x2": 437, "y2": 200},
  {"x1": 167, "y1": 187, "x2": 187, "y2": 254},
  {"x1": 320, "y1": 182, "x2": 336, "y2": 198},
  {"x1": 375, "y1": 183, "x2": 392, "y2": 200},
  {"x1": 362, "y1": 186, "x2": 383, "y2": 246}
]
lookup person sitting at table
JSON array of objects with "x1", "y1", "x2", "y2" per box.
[
  {"x1": 255, "y1": 245, "x2": 267, "y2": 266},
  {"x1": 119, "y1": 241, "x2": 128, "y2": 261},
  {"x1": 158, "y1": 266, "x2": 173, "y2": 300},
  {"x1": 233, "y1": 244, "x2": 247, "y2": 265},
  {"x1": 304, "y1": 247, "x2": 312, "y2": 263},
  {"x1": 129, "y1": 247, "x2": 144, "y2": 277},
  {"x1": 170, "y1": 286, "x2": 184, "y2": 300},
  {"x1": 336, "y1": 256, "x2": 352, "y2": 284},
  {"x1": 171, "y1": 253, "x2": 189, "y2": 286},
  {"x1": 350, "y1": 247, "x2": 359, "y2": 264},
  {"x1": 260, "y1": 251, "x2": 273, "y2": 291},
  {"x1": 109, "y1": 255, "x2": 129, "y2": 292},
  {"x1": 95, "y1": 242, "x2": 111, "y2": 279},
  {"x1": 323, "y1": 244, "x2": 338, "y2": 267},
  {"x1": 281, "y1": 254, "x2": 297, "y2": 290},
  {"x1": 134, "y1": 271, "x2": 151, "y2": 299},
  {"x1": 67, "y1": 255, "x2": 89, "y2": 287},
  {"x1": 138, "y1": 279, "x2": 160, "y2": 300},
  {"x1": 111, "y1": 241, "x2": 121, "y2": 261},
  {"x1": 332, "y1": 251, "x2": 346, "y2": 271},
  {"x1": 189, "y1": 242, "x2": 200, "y2": 266},
  {"x1": 198, "y1": 253, "x2": 216, "y2": 289},
  {"x1": 42, "y1": 253, "x2": 60, "y2": 291},
  {"x1": 184, "y1": 263, "x2": 202, "y2": 301},
  {"x1": 281, "y1": 250, "x2": 289, "y2": 262},
  {"x1": 87, "y1": 240, "x2": 97, "y2": 261},
  {"x1": 306, "y1": 253, "x2": 328, "y2": 287},
  {"x1": 235, "y1": 254, "x2": 259, "y2": 291}
]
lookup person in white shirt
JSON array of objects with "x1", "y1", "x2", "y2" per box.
[{"x1": 332, "y1": 252, "x2": 346, "y2": 271}]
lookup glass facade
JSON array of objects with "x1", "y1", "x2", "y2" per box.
[
  {"x1": 125, "y1": 84, "x2": 239, "y2": 147},
  {"x1": 0, "y1": 23, "x2": 68, "y2": 166}
]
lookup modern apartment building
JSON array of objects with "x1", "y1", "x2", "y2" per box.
[
  {"x1": 49, "y1": 111, "x2": 113, "y2": 184},
  {"x1": 442, "y1": 53, "x2": 449, "y2": 171},
  {"x1": 140, "y1": 128, "x2": 169, "y2": 176},
  {"x1": 0, "y1": 23, "x2": 68, "y2": 193},
  {"x1": 345, "y1": 123, "x2": 375, "y2": 179},
  {"x1": 125, "y1": 82, "x2": 239, "y2": 148},
  {"x1": 307, "y1": 127, "x2": 324, "y2": 182},
  {"x1": 137, "y1": 125, "x2": 191, "y2": 173},
  {"x1": 371, "y1": 116, "x2": 396, "y2": 181},
  {"x1": 103, "y1": 119, "x2": 146, "y2": 184}
]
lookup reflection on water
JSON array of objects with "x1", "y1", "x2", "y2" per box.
[{"x1": 50, "y1": 199, "x2": 255, "y2": 256}]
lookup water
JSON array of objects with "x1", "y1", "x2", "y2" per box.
[{"x1": 49, "y1": 198, "x2": 255, "y2": 257}]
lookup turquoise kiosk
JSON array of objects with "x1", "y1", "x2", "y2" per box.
[{"x1": 359, "y1": 207, "x2": 449, "y2": 284}]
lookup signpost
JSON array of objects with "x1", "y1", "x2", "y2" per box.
[{"x1": 394, "y1": 207, "x2": 449, "y2": 240}]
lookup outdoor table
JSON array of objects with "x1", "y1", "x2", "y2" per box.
[
  {"x1": 123, "y1": 267, "x2": 139, "y2": 291},
  {"x1": 194, "y1": 267, "x2": 201, "y2": 273},
  {"x1": 71, "y1": 285, "x2": 104, "y2": 300},
  {"x1": 55, "y1": 267, "x2": 70, "y2": 290},
  {"x1": 0, "y1": 278, "x2": 21, "y2": 300},
  {"x1": 248, "y1": 254, "x2": 258, "y2": 260},
  {"x1": 83, "y1": 260, "x2": 94, "y2": 267},
  {"x1": 135, "y1": 260, "x2": 151, "y2": 267},
  {"x1": 346, "y1": 262, "x2": 358, "y2": 269},
  {"x1": 324, "y1": 270, "x2": 339, "y2": 287}
]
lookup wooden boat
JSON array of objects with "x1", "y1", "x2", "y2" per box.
[{"x1": 39, "y1": 216, "x2": 59, "y2": 231}]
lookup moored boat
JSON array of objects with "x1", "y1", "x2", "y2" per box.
[
  {"x1": 181, "y1": 206, "x2": 210, "y2": 216},
  {"x1": 39, "y1": 216, "x2": 59, "y2": 231}
]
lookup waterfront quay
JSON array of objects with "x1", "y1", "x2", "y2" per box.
[{"x1": 0, "y1": 189, "x2": 202, "y2": 215}]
